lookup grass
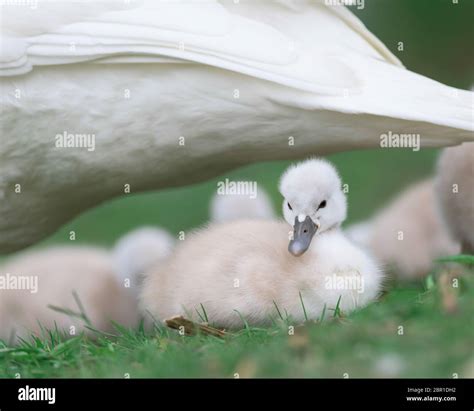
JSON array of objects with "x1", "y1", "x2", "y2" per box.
[
  {"x1": 0, "y1": 149, "x2": 472, "y2": 378},
  {"x1": 1, "y1": 260, "x2": 472, "y2": 378}
]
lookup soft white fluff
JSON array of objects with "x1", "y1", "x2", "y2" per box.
[
  {"x1": 210, "y1": 186, "x2": 275, "y2": 223},
  {"x1": 0, "y1": 247, "x2": 139, "y2": 344},
  {"x1": 435, "y1": 142, "x2": 474, "y2": 253},
  {"x1": 1, "y1": 1, "x2": 473, "y2": 254},
  {"x1": 345, "y1": 221, "x2": 373, "y2": 249},
  {"x1": 113, "y1": 227, "x2": 175, "y2": 298},
  {"x1": 141, "y1": 159, "x2": 382, "y2": 328},
  {"x1": 346, "y1": 179, "x2": 460, "y2": 279},
  {"x1": 280, "y1": 158, "x2": 347, "y2": 233}
]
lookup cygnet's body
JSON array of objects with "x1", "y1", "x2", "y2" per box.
[
  {"x1": 347, "y1": 179, "x2": 460, "y2": 279},
  {"x1": 435, "y1": 143, "x2": 474, "y2": 254},
  {"x1": 0, "y1": 246, "x2": 139, "y2": 343},
  {"x1": 141, "y1": 220, "x2": 380, "y2": 328},
  {"x1": 141, "y1": 159, "x2": 382, "y2": 328}
]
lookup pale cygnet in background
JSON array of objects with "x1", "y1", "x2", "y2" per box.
[
  {"x1": 346, "y1": 179, "x2": 460, "y2": 280},
  {"x1": 141, "y1": 159, "x2": 382, "y2": 329},
  {"x1": 210, "y1": 184, "x2": 275, "y2": 223},
  {"x1": 113, "y1": 227, "x2": 175, "y2": 298},
  {"x1": 0, "y1": 247, "x2": 139, "y2": 344},
  {"x1": 435, "y1": 142, "x2": 474, "y2": 254},
  {"x1": 0, "y1": 227, "x2": 175, "y2": 345}
]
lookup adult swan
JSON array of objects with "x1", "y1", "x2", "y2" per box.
[{"x1": 0, "y1": 0, "x2": 472, "y2": 253}]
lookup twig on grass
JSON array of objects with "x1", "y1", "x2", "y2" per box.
[
  {"x1": 438, "y1": 271, "x2": 459, "y2": 314},
  {"x1": 165, "y1": 316, "x2": 227, "y2": 339}
]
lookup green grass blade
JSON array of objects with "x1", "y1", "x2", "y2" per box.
[
  {"x1": 272, "y1": 300, "x2": 284, "y2": 321},
  {"x1": 333, "y1": 295, "x2": 342, "y2": 318},
  {"x1": 233, "y1": 310, "x2": 251, "y2": 336},
  {"x1": 320, "y1": 303, "x2": 327, "y2": 322},
  {"x1": 436, "y1": 254, "x2": 474, "y2": 266},
  {"x1": 299, "y1": 291, "x2": 308, "y2": 322}
]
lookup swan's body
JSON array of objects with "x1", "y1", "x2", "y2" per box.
[
  {"x1": 141, "y1": 159, "x2": 382, "y2": 328},
  {"x1": 346, "y1": 179, "x2": 460, "y2": 279},
  {"x1": 140, "y1": 220, "x2": 381, "y2": 328},
  {"x1": 1, "y1": 1, "x2": 473, "y2": 253},
  {"x1": 435, "y1": 143, "x2": 474, "y2": 254},
  {"x1": 0, "y1": 246, "x2": 139, "y2": 343},
  {"x1": 210, "y1": 185, "x2": 275, "y2": 222}
]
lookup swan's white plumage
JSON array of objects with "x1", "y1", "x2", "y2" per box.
[
  {"x1": 0, "y1": 0, "x2": 396, "y2": 93},
  {"x1": 3, "y1": 0, "x2": 471, "y2": 124},
  {"x1": 1, "y1": 1, "x2": 473, "y2": 253}
]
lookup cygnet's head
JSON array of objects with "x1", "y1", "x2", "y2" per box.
[{"x1": 279, "y1": 158, "x2": 347, "y2": 256}]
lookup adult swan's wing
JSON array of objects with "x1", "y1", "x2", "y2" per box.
[{"x1": 0, "y1": 0, "x2": 472, "y2": 253}]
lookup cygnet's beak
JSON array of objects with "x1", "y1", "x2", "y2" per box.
[{"x1": 288, "y1": 216, "x2": 319, "y2": 256}]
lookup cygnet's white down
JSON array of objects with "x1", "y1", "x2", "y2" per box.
[
  {"x1": 0, "y1": 225, "x2": 175, "y2": 344},
  {"x1": 435, "y1": 142, "x2": 474, "y2": 254},
  {"x1": 141, "y1": 159, "x2": 382, "y2": 328},
  {"x1": 346, "y1": 179, "x2": 460, "y2": 279},
  {"x1": 0, "y1": 246, "x2": 139, "y2": 344},
  {"x1": 210, "y1": 185, "x2": 275, "y2": 223},
  {"x1": 113, "y1": 227, "x2": 175, "y2": 299}
]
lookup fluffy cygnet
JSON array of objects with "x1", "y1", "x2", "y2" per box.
[
  {"x1": 141, "y1": 159, "x2": 383, "y2": 329},
  {"x1": 0, "y1": 246, "x2": 139, "y2": 344},
  {"x1": 435, "y1": 142, "x2": 474, "y2": 254},
  {"x1": 210, "y1": 184, "x2": 275, "y2": 223},
  {"x1": 113, "y1": 227, "x2": 175, "y2": 299},
  {"x1": 346, "y1": 179, "x2": 460, "y2": 279}
]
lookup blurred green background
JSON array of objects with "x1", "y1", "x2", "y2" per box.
[{"x1": 19, "y1": 0, "x2": 474, "y2": 250}]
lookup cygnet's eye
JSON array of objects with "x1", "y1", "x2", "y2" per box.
[
  {"x1": 287, "y1": 202, "x2": 293, "y2": 211},
  {"x1": 317, "y1": 200, "x2": 327, "y2": 210}
]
